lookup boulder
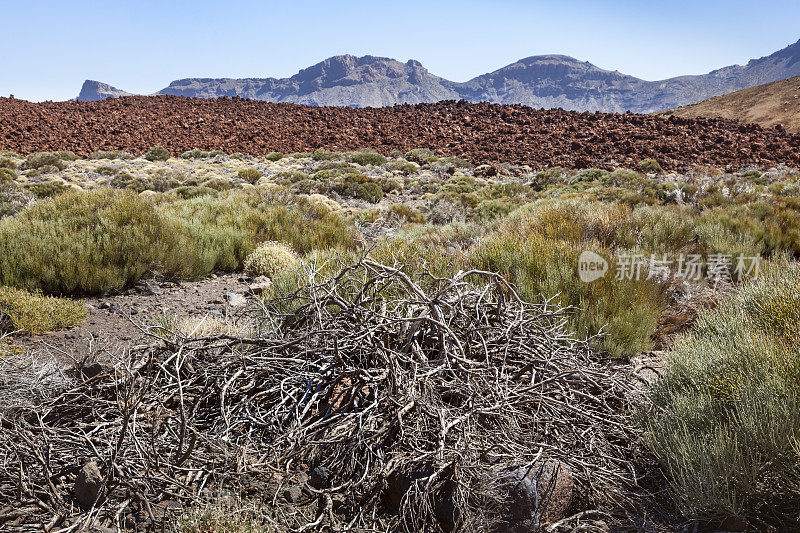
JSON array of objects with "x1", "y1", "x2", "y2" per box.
[
  {"x1": 226, "y1": 292, "x2": 247, "y2": 307},
  {"x1": 495, "y1": 459, "x2": 573, "y2": 531},
  {"x1": 73, "y1": 460, "x2": 104, "y2": 508}
]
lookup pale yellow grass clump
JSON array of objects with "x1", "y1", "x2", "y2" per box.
[
  {"x1": 243, "y1": 241, "x2": 299, "y2": 278},
  {"x1": 176, "y1": 315, "x2": 248, "y2": 338}
]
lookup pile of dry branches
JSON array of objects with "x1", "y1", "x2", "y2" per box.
[{"x1": 0, "y1": 258, "x2": 639, "y2": 531}]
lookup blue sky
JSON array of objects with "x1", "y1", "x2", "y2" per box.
[{"x1": 2, "y1": 0, "x2": 799, "y2": 102}]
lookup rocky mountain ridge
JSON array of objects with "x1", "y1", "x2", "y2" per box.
[{"x1": 77, "y1": 39, "x2": 800, "y2": 112}]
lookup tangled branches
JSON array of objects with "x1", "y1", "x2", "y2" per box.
[{"x1": 0, "y1": 258, "x2": 639, "y2": 531}]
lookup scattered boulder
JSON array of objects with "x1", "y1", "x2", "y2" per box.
[
  {"x1": 248, "y1": 276, "x2": 272, "y2": 295},
  {"x1": 226, "y1": 292, "x2": 247, "y2": 307},
  {"x1": 474, "y1": 164, "x2": 500, "y2": 177},
  {"x1": 283, "y1": 485, "x2": 303, "y2": 503},
  {"x1": 73, "y1": 460, "x2": 104, "y2": 508},
  {"x1": 383, "y1": 459, "x2": 573, "y2": 532},
  {"x1": 495, "y1": 459, "x2": 573, "y2": 531},
  {"x1": 309, "y1": 466, "x2": 330, "y2": 489}
]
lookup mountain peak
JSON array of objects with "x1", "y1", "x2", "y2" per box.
[{"x1": 77, "y1": 80, "x2": 133, "y2": 102}]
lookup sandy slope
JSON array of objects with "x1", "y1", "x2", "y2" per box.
[{"x1": 663, "y1": 75, "x2": 800, "y2": 133}]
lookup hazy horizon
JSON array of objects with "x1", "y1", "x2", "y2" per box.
[{"x1": 3, "y1": 0, "x2": 800, "y2": 102}]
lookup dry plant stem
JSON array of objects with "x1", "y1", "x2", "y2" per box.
[{"x1": 0, "y1": 257, "x2": 639, "y2": 531}]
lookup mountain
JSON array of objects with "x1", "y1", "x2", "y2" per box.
[
  {"x1": 661, "y1": 75, "x2": 800, "y2": 132},
  {"x1": 159, "y1": 55, "x2": 460, "y2": 107},
  {"x1": 77, "y1": 80, "x2": 134, "y2": 102},
  {"x1": 454, "y1": 55, "x2": 647, "y2": 112},
  {"x1": 76, "y1": 39, "x2": 800, "y2": 112}
]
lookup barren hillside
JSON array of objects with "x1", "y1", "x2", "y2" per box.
[{"x1": 664, "y1": 75, "x2": 800, "y2": 132}]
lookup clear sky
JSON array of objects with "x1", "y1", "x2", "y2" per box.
[{"x1": 3, "y1": 0, "x2": 799, "y2": 102}]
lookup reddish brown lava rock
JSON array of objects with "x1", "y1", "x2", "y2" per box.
[{"x1": 1, "y1": 96, "x2": 799, "y2": 170}]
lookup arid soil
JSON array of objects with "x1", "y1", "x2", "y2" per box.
[
  {"x1": 17, "y1": 274, "x2": 256, "y2": 361},
  {"x1": 2, "y1": 96, "x2": 799, "y2": 170},
  {"x1": 664, "y1": 75, "x2": 800, "y2": 133}
]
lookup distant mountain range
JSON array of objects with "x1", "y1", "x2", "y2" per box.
[{"x1": 78, "y1": 39, "x2": 800, "y2": 113}]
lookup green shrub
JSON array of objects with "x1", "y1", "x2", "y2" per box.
[
  {"x1": 200, "y1": 177, "x2": 234, "y2": 191},
  {"x1": 311, "y1": 148, "x2": 342, "y2": 161},
  {"x1": 20, "y1": 152, "x2": 65, "y2": 171},
  {"x1": 55, "y1": 151, "x2": 79, "y2": 161},
  {"x1": 438, "y1": 156, "x2": 473, "y2": 169},
  {"x1": 349, "y1": 150, "x2": 387, "y2": 166},
  {"x1": 388, "y1": 203, "x2": 426, "y2": 224},
  {"x1": 144, "y1": 146, "x2": 170, "y2": 161},
  {"x1": 470, "y1": 200, "x2": 666, "y2": 357},
  {"x1": 475, "y1": 198, "x2": 520, "y2": 221},
  {"x1": 0, "y1": 157, "x2": 17, "y2": 170},
  {"x1": 384, "y1": 159, "x2": 419, "y2": 174},
  {"x1": 265, "y1": 152, "x2": 284, "y2": 162},
  {"x1": 643, "y1": 261, "x2": 800, "y2": 524},
  {"x1": 273, "y1": 170, "x2": 308, "y2": 185},
  {"x1": 182, "y1": 148, "x2": 211, "y2": 159},
  {"x1": 0, "y1": 189, "x2": 189, "y2": 294},
  {"x1": 570, "y1": 168, "x2": 609, "y2": 184},
  {"x1": 404, "y1": 148, "x2": 435, "y2": 163},
  {"x1": 22, "y1": 180, "x2": 70, "y2": 198},
  {"x1": 639, "y1": 158, "x2": 662, "y2": 173},
  {"x1": 332, "y1": 174, "x2": 383, "y2": 203},
  {"x1": 95, "y1": 165, "x2": 118, "y2": 176},
  {"x1": 169, "y1": 186, "x2": 219, "y2": 200},
  {"x1": 0, "y1": 286, "x2": 86, "y2": 334},
  {"x1": 159, "y1": 191, "x2": 357, "y2": 276},
  {"x1": 289, "y1": 152, "x2": 312, "y2": 159},
  {"x1": 237, "y1": 167, "x2": 262, "y2": 184},
  {"x1": 243, "y1": 241, "x2": 299, "y2": 278},
  {"x1": 471, "y1": 231, "x2": 663, "y2": 357},
  {"x1": 439, "y1": 175, "x2": 477, "y2": 194},
  {"x1": 0, "y1": 168, "x2": 16, "y2": 183}
]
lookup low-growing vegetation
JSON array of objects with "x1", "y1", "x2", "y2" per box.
[
  {"x1": 1, "y1": 146, "x2": 799, "y2": 528},
  {"x1": 0, "y1": 286, "x2": 86, "y2": 334},
  {"x1": 144, "y1": 145, "x2": 170, "y2": 161},
  {"x1": 644, "y1": 261, "x2": 800, "y2": 526}
]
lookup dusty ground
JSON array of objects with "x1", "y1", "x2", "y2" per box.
[{"x1": 16, "y1": 274, "x2": 257, "y2": 361}]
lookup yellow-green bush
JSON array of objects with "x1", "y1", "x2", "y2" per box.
[
  {"x1": 237, "y1": 167, "x2": 262, "y2": 184},
  {"x1": 0, "y1": 168, "x2": 16, "y2": 183},
  {"x1": 0, "y1": 286, "x2": 86, "y2": 334},
  {"x1": 471, "y1": 232, "x2": 663, "y2": 357},
  {"x1": 144, "y1": 146, "x2": 170, "y2": 161},
  {"x1": 0, "y1": 189, "x2": 191, "y2": 294},
  {"x1": 348, "y1": 149, "x2": 387, "y2": 166},
  {"x1": 469, "y1": 199, "x2": 666, "y2": 357},
  {"x1": 159, "y1": 190, "x2": 357, "y2": 276},
  {"x1": 20, "y1": 152, "x2": 65, "y2": 171},
  {"x1": 0, "y1": 188, "x2": 358, "y2": 295},
  {"x1": 643, "y1": 261, "x2": 800, "y2": 525}
]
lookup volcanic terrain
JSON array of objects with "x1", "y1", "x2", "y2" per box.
[{"x1": 2, "y1": 96, "x2": 799, "y2": 170}]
